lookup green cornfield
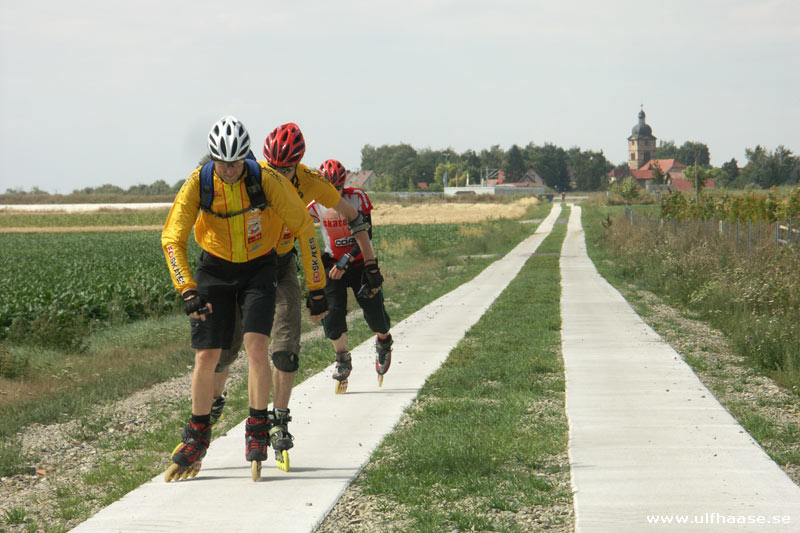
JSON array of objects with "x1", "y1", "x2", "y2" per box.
[{"x1": 0, "y1": 231, "x2": 194, "y2": 349}]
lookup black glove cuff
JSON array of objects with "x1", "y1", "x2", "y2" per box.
[{"x1": 306, "y1": 290, "x2": 328, "y2": 315}]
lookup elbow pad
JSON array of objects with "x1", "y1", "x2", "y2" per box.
[{"x1": 347, "y1": 212, "x2": 370, "y2": 235}]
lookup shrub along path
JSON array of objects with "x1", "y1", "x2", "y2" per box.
[{"x1": 561, "y1": 205, "x2": 800, "y2": 532}]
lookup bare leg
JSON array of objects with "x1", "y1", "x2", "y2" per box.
[
  {"x1": 213, "y1": 369, "x2": 229, "y2": 398},
  {"x1": 192, "y1": 348, "x2": 222, "y2": 415},
  {"x1": 272, "y1": 369, "x2": 296, "y2": 410},
  {"x1": 332, "y1": 333, "x2": 348, "y2": 353},
  {"x1": 245, "y1": 332, "x2": 271, "y2": 410}
]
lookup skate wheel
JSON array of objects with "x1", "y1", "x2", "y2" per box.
[
  {"x1": 276, "y1": 450, "x2": 290, "y2": 472},
  {"x1": 378, "y1": 374, "x2": 384, "y2": 387},
  {"x1": 251, "y1": 460, "x2": 262, "y2": 481},
  {"x1": 335, "y1": 379, "x2": 348, "y2": 394},
  {"x1": 164, "y1": 463, "x2": 181, "y2": 483},
  {"x1": 187, "y1": 462, "x2": 202, "y2": 479}
]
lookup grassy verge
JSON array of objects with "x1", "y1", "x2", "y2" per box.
[
  {"x1": 318, "y1": 210, "x2": 572, "y2": 532},
  {"x1": 0, "y1": 315, "x2": 194, "y2": 443}
]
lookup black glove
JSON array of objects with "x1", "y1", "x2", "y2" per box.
[
  {"x1": 363, "y1": 260, "x2": 384, "y2": 289},
  {"x1": 306, "y1": 289, "x2": 328, "y2": 316},
  {"x1": 182, "y1": 290, "x2": 209, "y2": 316}
]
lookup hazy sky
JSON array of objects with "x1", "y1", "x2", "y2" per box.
[{"x1": 1, "y1": 0, "x2": 798, "y2": 193}]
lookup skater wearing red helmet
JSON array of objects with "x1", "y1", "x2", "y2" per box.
[{"x1": 310, "y1": 159, "x2": 393, "y2": 394}]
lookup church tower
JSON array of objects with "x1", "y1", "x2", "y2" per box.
[{"x1": 628, "y1": 107, "x2": 656, "y2": 170}]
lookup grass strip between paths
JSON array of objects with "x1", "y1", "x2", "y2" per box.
[{"x1": 317, "y1": 211, "x2": 573, "y2": 532}]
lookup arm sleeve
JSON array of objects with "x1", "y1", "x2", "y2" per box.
[
  {"x1": 261, "y1": 168, "x2": 326, "y2": 292},
  {"x1": 310, "y1": 170, "x2": 342, "y2": 208},
  {"x1": 161, "y1": 172, "x2": 201, "y2": 294}
]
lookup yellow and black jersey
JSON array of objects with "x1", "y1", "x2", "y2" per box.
[
  {"x1": 162, "y1": 163, "x2": 324, "y2": 294},
  {"x1": 260, "y1": 162, "x2": 342, "y2": 255}
]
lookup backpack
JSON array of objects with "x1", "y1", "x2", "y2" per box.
[{"x1": 199, "y1": 152, "x2": 268, "y2": 218}]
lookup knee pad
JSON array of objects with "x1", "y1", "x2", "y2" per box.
[{"x1": 271, "y1": 351, "x2": 299, "y2": 372}]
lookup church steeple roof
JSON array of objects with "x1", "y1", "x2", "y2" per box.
[{"x1": 630, "y1": 107, "x2": 654, "y2": 138}]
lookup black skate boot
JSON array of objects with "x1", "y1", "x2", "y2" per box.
[
  {"x1": 209, "y1": 394, "x2": 226, "y2": 428},
  {"x1": 165, "y1": 420, "x2": 211, "y2": 482},
  {"x1": 333, "y1": 351, "x2": 352, "y2": 394},
  {"x1": 269, "y1": 408, "x2": 294, "y2": 472},
  {"x1": 375, "y1": 334, "x2": 393, "y2": 387},
  {"x1": 245, "y1": 416, "x2": 270, "y2": 481}
]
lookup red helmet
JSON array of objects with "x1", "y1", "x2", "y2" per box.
[
  {"x1": 319, "y1": 159, "x2": 347, "y2": 188},
  {"x1": 263, "y1": 123, "x2": 305, "y2": 167}
]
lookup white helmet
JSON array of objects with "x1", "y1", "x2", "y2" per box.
[{"x1": 208, "y1": 116, "x2": 250, "y2": 161}]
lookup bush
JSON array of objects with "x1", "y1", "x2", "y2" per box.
[
  {"x1": 601, "y1": 210, "x2": 800, "y2": 390},
  {"x1": 0, "y1": 344, "x2": 30, "y2": 378},
  {"x1": 7, "y1": 307, "x2": 91, "y2": 353}
]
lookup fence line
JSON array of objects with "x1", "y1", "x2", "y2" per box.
[{"x1": 625, "y1": 209, "x2": 800, "y2": 252}]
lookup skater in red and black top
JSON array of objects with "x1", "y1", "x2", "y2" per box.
[{"x1": 309, "y1": 159, "x2": 393, "y2": 393}]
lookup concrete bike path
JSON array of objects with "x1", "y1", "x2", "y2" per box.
[
  {"x1": 560, "y1": 205, "x2": 800, "y2": 532},
  {"x1": 71, "y1": 204, "x2": 562, "y2": 532}
]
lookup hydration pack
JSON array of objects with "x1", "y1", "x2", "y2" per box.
[{"x1": 199, "y1": 152, "x2": 268, "y2": 218}]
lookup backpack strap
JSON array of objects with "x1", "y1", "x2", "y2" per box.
[
  {"x1": 198, "y1": 152, "x2": 269, "y2": 218},
  {"x1": 243, "y1": 157, "x2": 268, "y2": 211},
  {"x1": 199, "y1": 161, "x2": 215, "y2": 211}
]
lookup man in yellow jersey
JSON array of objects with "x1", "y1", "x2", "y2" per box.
[
  {"x1": 161, "y1": 116, "x2": 327, "y2": 480},
  {"x1": 209, "y1": 123, "x2": 381, "y2": 471}
]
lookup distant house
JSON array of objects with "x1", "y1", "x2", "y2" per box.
[
  {"x1": 345, "y1": 170, "x2": 376, "y2": 189},
  {"x1": 491, "y1": 166, "x2": 545, "y2": 187},
  {"x1": 417, "y1": 182, "x2": 429, "y2": 190},
  {"x1": 607, "y1": 167, "x2": 631, "y2": 184},
  {"x1": 519, "y1": 166, "x2": 545, "y2": 186}
]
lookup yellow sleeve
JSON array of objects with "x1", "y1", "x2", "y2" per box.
[
  {"x1": 161, "y1": 170, "x2": 202, "y2": 294},
  {"x1": 272, "y1": 164, "x2": 342, "y2": 255},
  {"x1": 296, "y1": 164, "x2": 342, "y2": 208},
  {"x1": 260, "y1": 167, "x2": 326, "y2": 292}
]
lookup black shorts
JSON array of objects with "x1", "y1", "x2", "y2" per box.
[
  {"x1": 321, "y1": 255, "x2": 391, "y2": 341},
  {"x1": 190, "y1": 250, "x2": 277, "y2": 350}
]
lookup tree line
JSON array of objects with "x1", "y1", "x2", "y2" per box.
[
  {"x1": 362, "y1": 142, "x2": 613, "y2": 192},
  {"x1": 654, "y1": 141, "x2": 799, "y2": 189},
  {"x1": 363, "y1": 140, "x2": 798, "y2": 192},
  {"x1": 4, "y1": 180, "x2": 181, "y2": 197},
  {"x1": 5, "y1": 140, "x2": 798, "y2": 196}
]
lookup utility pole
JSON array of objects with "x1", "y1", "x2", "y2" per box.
[{"x1": 694, "y1": 150, "x2": 699, "y2": 203}]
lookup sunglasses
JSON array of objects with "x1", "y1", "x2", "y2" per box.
[{"x1": 213, "y1": 159, "x2": 245, "y2": 168}]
